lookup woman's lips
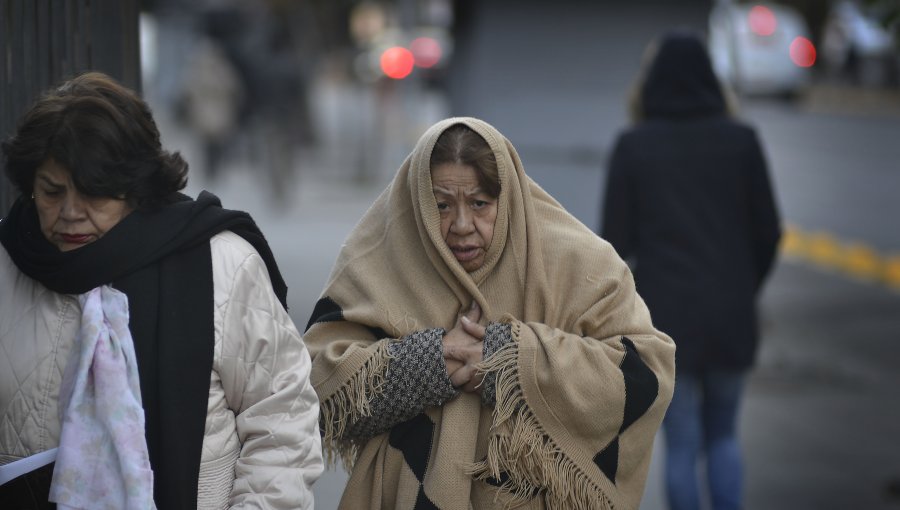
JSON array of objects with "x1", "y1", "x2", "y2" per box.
[
  {"x1": 451, "y1": 246, "x2": 481, "y2": 262},
  {"x1": 59, "y1": 234, "x2": 92, "y2": 244}
]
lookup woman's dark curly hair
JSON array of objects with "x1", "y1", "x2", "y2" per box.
[
  {"x1": 2, "y1": 71, "x2": 188, "y2": 208},
  {"x1": 430, "y1": 124, "x2": 500, "y2": 198}
]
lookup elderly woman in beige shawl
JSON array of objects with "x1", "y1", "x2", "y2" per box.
[{"x1": 305, "y1": 117, "x2": 675, "y2": 509}]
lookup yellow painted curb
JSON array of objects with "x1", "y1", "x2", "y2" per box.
[
  {"x1": 884, "y1": 257, "x2": 900, "y2": 289},
  {"x1": 780, "y1": 223, "x2": 899, "y2": 290}
]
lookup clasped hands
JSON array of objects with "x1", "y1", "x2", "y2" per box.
[{"x1": 442, "y1": 301, "x2": 486, "y2": 394}]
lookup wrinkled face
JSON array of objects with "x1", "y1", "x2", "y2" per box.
[
  {"x1": 431, "y1": 162, "x2": 498, "y2": 272},
  {"x1": 33, "y1": 158, "x2": 133, "y2": 252}
]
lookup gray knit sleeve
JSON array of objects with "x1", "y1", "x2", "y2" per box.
[
  {"x1": 480, "y1": 322, "x2": 513, "y2": 408},
  {"x1": 345, "y1": 328, "x2": 458, "y2": 439}
]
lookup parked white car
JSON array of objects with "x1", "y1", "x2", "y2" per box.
[{"x1": 709, "y1": 0, "x2": 816, "y2": 96}]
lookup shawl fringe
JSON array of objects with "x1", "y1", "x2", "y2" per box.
[
  {"x1": 319, "y1": 341, "x2": 393, "y2": 470},
  {"x1": 470, "y1": 324, "x2": 615, "y2": 510}
]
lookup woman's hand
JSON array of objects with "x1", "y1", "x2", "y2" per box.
[{"x1": 443, "y1": 302, "x2": 486, "y2": 393}]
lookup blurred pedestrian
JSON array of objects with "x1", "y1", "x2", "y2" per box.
[
  {"x1": 211, "y1": 0, "x2": 319, "y2": 205},
  {"x1": 305, "y1": 117, "x2": 676, "y2": 509},
  {"x1": 601, "y1": 32, "x2": 782, "y2": 510},
  {"x1": 0, "y1": 72, "x2": 323, "y2": 508},
  {"x1": 180, "y1": 34, "x2": 245, "y2": 180}
]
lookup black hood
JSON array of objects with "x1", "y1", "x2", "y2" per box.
[{"x1": 640, "y1": 31, "x2": 726, "y2": 119}]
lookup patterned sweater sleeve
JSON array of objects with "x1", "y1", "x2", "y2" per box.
[
  {"x1": 346, "y1": 328, "x2": 458, "y2": 439},
  {"x1": 480, "y1": 322, "x2": 513, "y2": 408}
]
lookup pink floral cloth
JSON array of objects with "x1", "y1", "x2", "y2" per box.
[{"x1": 49, "y1": 286, "x2": 155, "y2": 509}]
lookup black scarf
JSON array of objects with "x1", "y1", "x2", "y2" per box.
[{"x1": 0, "y1": 190, "x2": 287, "y2": 509}]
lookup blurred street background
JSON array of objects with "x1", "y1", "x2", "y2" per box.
[{"x1": 14, "y1": 0, "x2": 899, "y2": 508}]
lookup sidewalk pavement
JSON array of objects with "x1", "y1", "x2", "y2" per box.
[{"x1": 801, "y1": 83, "x2": 900, "y2": 118}]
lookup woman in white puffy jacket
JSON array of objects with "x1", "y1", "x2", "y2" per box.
[{"x1": 0, "y1": 72, "x2": 323, "y2": 509}]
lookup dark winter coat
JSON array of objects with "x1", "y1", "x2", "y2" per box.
[{"x1": 601, "y1": 33, "x2": 782, "y2": 371}]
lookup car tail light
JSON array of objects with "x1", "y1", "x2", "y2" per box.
[
  {"x1": 789, "y1": 37, "x2": 816, "y2": 67},
  {"x1": 748, "y1": 5, "x2": 777, "y2": 36}
]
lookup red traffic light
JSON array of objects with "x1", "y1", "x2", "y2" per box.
[{"x1": 411, "y1": 37, "x2": 442, "y2": 68}]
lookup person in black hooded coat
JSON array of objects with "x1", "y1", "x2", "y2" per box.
[{"x1": 601, "y1": 31, "x2": 781, "y2": 510}]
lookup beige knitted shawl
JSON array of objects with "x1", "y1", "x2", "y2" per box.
[{"x1": 306, "y1": 117, "x2": 675, "y2": 509}]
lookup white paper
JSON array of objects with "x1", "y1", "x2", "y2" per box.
[{"x1": 0, "y1": 448, "x2": 57, "y2": 485}]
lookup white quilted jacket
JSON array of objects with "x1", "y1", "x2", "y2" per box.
[{"x1": 0, "y1": 231, "x2": 324, "y2": 508}]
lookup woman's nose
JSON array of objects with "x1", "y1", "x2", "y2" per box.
[
  {"x1": 59, "y1": 192, "x2": 87, "y2": 220},
  {"x1": 451, "y1": 208, "x2": 474, "y2": 233}
]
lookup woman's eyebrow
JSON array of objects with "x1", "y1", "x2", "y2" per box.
[{"x1": 35, "y1": 174, "x2": 64, "y2": 187}]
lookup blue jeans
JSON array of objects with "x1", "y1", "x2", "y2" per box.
[{"x1": 663, "y1": 369, "x2": 746, "y2": 510}]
